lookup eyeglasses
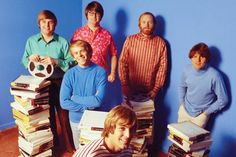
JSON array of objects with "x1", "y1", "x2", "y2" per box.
[{"x1": 88, "y1": 11, "x2": 101, "y2": 17}]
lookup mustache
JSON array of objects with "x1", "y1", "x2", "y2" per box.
[{"x1": 143, "y1": 27, "x2": 151, "y2": 29}]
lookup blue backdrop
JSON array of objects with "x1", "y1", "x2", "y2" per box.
[
  {"x1": 0, "y1": 0, "x2": 82, "y2": 128},
  {"x1": 1, "y1": 0, "x2": 235, "y2": 156}
]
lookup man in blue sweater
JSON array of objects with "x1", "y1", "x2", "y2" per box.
[
  {"x1": 178, "y1": 42, "x2": 228, "y2": 128},
  {"x1": 60, "y1": 40, "x2": 107, "y2": 149}
]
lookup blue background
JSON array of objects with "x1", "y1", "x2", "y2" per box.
[{"x1": 1, "y1": 0, "x2": 235, "y2": 156}]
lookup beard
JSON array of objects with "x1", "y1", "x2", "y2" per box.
[{"x1": 140, "y1": 27, "x2": 154, "y2": 36}]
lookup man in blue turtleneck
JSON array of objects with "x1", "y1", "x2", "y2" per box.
[
  {"x1": 178, "y1": 42, "x2": 228, "y2": 128},
  {"x1": 60, "y1": 40, "x2": 107, "y2": 149}
]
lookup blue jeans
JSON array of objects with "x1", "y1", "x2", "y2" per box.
[{"x1": 70, "y1": 121, "x2": 81, "y2": 149}]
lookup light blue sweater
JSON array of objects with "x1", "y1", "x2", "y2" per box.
[
  {"x1": 178, "y1": 64, "x2": 228, "y2": 117},
  {"x1": 60, "y1": 63, "x2": 107, "y2": 123}
]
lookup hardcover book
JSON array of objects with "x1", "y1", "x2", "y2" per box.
[
  {"x1": 10, "y1": 88, "x2": 49, "y2": 99},
  {"x1": 11, "y1": 101, "x2": 49, "y2": 115},
  {"x1": 12, "y1": 108, "x2": 49, "y2": 123},
  {"x1": 18, "y1": 136, "x2": 53, "y2": 156},
  {"x1": 11, "y1": 75, "x2": 50, "y2": 91},
  {"x1": 167, "y1": 121, "x2": 210, "y2": 142},
  {"x1": 14, "y1": 95, "x2": 49, "y2": 106},
  {"x1": 168, "y1": 134, "x2": 212, "y2": 152}
]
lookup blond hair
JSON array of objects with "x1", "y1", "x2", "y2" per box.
[{"x1": 70, "y1": 40, "x2": 93, "y2": 57}]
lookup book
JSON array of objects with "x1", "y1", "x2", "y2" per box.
[
  {"x1": 168, "y1": 135, "x2": 212, "y2": 152},
  {"x1": 11, "y1": 81, "x2": 51, "y2": 93},
  {"x1": 130, "y1": 137, "x2": 147, "y2": 153},
  {"x1": 188, "y1": 149, "x2": 210, "y2": 157},
  {"x1": 19, "y1": 128, "x2": 52, "y2": 143},
  {"x1": 11, "y1": 101, "x2": 49, "y2": 115},
  {"x1": 169, "y1": 130, "x2": 211, "y2": 144},
  {"x1": 14, "y1": 95, "x2": 49, "y2": 106},
  {"x1": 168, "y1": 144, "x2": 210, "y2": 157},
  {"x1": 11, "y1": 75, "x2": 50, "y2": 91},
  {"x1": 16, "y1": 119, "x2": 50, "y2": 134},
  {"x1": 167, "y1": 121, "x2": 210, "y2": 142},
  {"x1": 132, "y1": 151, "x2": 148, "y2": 157},
  {"x1": 12, "y1": 108, "x2": 49, "y2": 123},
  {"x1": 79, "y1": 129, "x2": 103, "y2": 143},
  {"x1": 130, "y1": 99, "x2": 155, "y2": 112},
  {"x1": 79, "y1": 110, "x2": 108, "y2": 130},
  {"x1": 18, "y1": 136, "x2": 53, "y2": 155},
  {"x1": 78, "y1": 110, "x2": 108, "y2": 146},
  {"x1": 19, "y1": 148, "x2": 52, "y2": 157},
  {"x1": 129, "y1": 99, "x2": 155, "y2": 154},
  {"x1": 10, "y1": 88, "x2": 49, "y2": 99}
]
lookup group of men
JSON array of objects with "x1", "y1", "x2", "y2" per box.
[{"x1": 21, "y1": 1, "x2": 228, "y2": 156}]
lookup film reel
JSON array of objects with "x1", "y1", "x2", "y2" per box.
[{"x1": 28, "y1": 61, "x2": 54, "y2": 79}]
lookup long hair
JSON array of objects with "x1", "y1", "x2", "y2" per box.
[{"x1": 102, "y1": 105, "x2": 137, "y2": 137}]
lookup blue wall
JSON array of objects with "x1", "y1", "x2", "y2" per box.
[
  {"x1": 0, "y1": 0, "x2": 82, "y2": 129},
  {"x1": 1, "y1": 0, "x2": 235, "y2": 156},
  {"x1": 82, "y1": 0, "x2": 234, "y2": 156}
]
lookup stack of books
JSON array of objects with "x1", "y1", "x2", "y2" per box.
[
  {"x1": 10, "y1": 75, "x2": 53, "y2": 157},
  {"x1": 129, "y1": 99, "x2": 155, "y2": 157},
  {"x1": 78, "y1": 110, "x2": 108, "y2": 147},
  {"x1": 167, "y1": 121, "x2": 212, "y2": 157}
]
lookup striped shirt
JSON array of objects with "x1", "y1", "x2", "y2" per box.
[
  {"x1": 118, "y1": 33, "x2": 167, "y2": 95},
  {"x1": 73, "y1": 138, "x2": 133, "y2": 157}
]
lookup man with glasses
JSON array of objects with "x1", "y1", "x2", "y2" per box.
[{"x1": 71, "y1": 1, "x2": 118, "y2": 83}]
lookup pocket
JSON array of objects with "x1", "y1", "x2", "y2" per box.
[{"x1": 196, "y1": 113, "x2": 209, "y2": 128}]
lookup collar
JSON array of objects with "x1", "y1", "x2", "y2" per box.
[
  {"x1": 138, "y1": 32, "x2": 154, "y2": 40},
  {"x1": 192, "y1": 64, "x2": 209, "y2": 75},
  {"x1": 85, "y1": 24, "x2": 102, "y2": 34},
  {"x1": 37, "y1": 33, "x2": 58, "y2": 42}
]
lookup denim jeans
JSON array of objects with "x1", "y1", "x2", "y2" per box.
[{"x1": 70, "y1": 121, "x2": 81, "y2": 149}]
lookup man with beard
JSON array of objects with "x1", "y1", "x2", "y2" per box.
[{"x1": 118, "y1": 12, "x2": 168, "y2": 103}]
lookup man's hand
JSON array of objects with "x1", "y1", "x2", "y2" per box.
[
  {"x1": 147, "y1": 90, "x2": 157, "y2": 100},
  {"x1": 108, "y1": 73, "x2": 116, "y2": 83},
  {"x1": 40, "y1": 56, "x2": 57, "y2": 65},
  {"x1": 29, "y1": 54, "x2": 40, "y2": 62}
]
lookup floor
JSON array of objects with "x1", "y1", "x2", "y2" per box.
[
  {"x1": 0, "y1": 125, "x2": 167, "y2": 157},
  {"x1": 0, "y1": 125, "x2": 73, "y2": 157}
]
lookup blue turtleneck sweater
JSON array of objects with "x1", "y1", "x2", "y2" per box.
[
  {"x1": 60, "y1": 63, "x2": 107, "y2": 123},
  {"x1": 178, "y1": 64, "x2": 228, "y2": 117}
]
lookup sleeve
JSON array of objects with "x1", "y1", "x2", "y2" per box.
[
  {"x1": 70, "y1": 69, "x2": 107, "y2": 109},
  {"x1": 118, "y1": 37, "x2": 130, "y2": 86},
  {"x1": 178, "y1": 69, "x2": 187, "y2": 104},
  {"x1": 60, "y1": 72, "x2": 86, "y2": 112},
  {"x1": 21, "y1": 39, "x2": 32, "y2": 69},
  {"x1": 204, "y1": 73, "x2": 228, "y2": 115},
  {"x1": 57, "y1": 41, "x2": 74, "y2": 72},
  {"x1": 152, "y1": 40, "x2": 168, "y2": 94},
  {"x1": 109, "y1": 36, "x2": 118, "y2": 56}
]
